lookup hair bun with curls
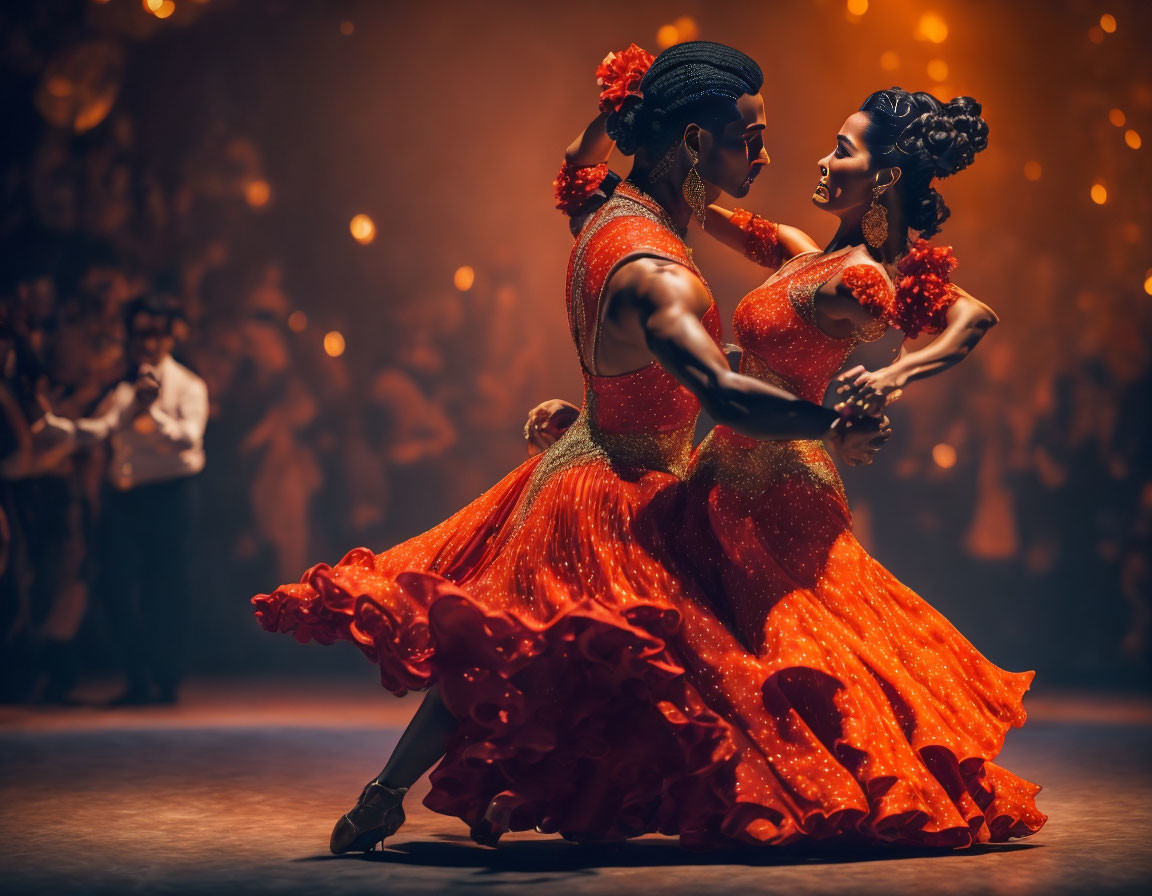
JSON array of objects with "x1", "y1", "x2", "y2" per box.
[{"x1": 903, "y1": 96, "x2": 989, "y2": 179}]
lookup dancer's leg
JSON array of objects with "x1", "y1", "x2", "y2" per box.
[
  {"x1": 376, "y1": 683, "x2": 456, "y2": 788},
  {"x1": 330, "y1": 684, "x2": 457, "y2": 853}
]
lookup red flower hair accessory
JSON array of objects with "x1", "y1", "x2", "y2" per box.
[
  {"x1": 894, "y1": 238, "x2": 959, "y2": 338},
  {"x1": 596, "y1": 44, "x2": 655, "y2": 114}
]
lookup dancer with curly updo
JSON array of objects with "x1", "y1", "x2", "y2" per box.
[
  {"x1": 537, "y1": 83, "x2": 1046, "y2": 846},
  {"x1": 252, "y1": 41, "x2": 885, "y2": 853}
]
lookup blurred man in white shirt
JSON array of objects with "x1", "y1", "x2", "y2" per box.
[{"x1": 39, "y1": 294, "x2": 207, "y2": 704}]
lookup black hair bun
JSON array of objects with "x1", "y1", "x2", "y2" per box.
[
  {"x1": 910, "y1": 96, "x2": 989, "y2": 179},
  {"x1": 605, "y1": 93, "x2": 644, "y2": 156}
]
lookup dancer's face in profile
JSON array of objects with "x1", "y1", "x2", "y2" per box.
[
  {"x1": 813, "y1": 111, "x2": 899, "y2": 217},
  {"x1": 694, "y1": 92, "x2": 769, "y2": 199}
]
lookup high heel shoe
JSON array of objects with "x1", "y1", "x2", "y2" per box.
[{"x1": 329, "y1": 780, "x2": 408, "y2": 854}]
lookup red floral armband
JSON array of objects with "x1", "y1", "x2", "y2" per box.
[
  {"x1": 894, "y1": 239, "x2": 959, "y2": 338},
  {"x1": 554, "y1": 161, "x2": 609, "y2": 216},
  {"x1": 729, "y1": 208, "x2": 784, "y2": 268}
]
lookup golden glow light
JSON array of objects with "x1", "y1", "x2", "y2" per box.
[
  {"x1": 145, "y1": 0, "x2": 176, "y2": 18},
  {"x1": 673, "y1": 16, "x2": 699, "y2": 41},
  {"x1": 932, "y1": 443, "x2": 957, "y2": 469},
  {"x1": 1125, "y1": 129, "x2": 1142, "y2": 149},
  {"x1": 349, "y1": 214, "x2": 376, "y2": 244},
  {"x1": 916, "y1": 12, "x2": 948, "y2": 43},
  {"x1": 323, "y1": 331, "x2": 346, "y2": 358},
  {"x1": 453, "y1": 265, "x2": 475, "y2": 291},
  {"x1": 1090, "y1": 183, "x2": 1107, "y2": 205},
  {"x1": 1109, "y1": 108, "x2": 1126, "y2": 127},
  {"x1": 288, "y1": 311, "x2": 308, "y2": 333},
  {"x1": 244, "y1": 179, "x2": 270, "y2": 208},
  {"x1": 1023, "y1": 161, "x2": 1042, "y2": 181},
  {"x1": 1100, "y1": 14, "x2": 1117, "y2": 33},
  {"x1": 880, "y1": 51, "x2": 900, "y2": 71},
  {"x1": 926, "y1": 59, "x2": 949, "y2": 82},
  {"x1": 656, "y1": 24, "x2": 679, "y2": 49},
  {"x1": 847, "y1": 0, "x2": 869, "y2": 15},
  {"x1": 1144, "y1": 269, "x2": 1152, "y2": 296}
]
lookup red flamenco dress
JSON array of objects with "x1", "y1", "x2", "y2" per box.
[
  {"x1": 680, "y1": 221, "x2": 1046, "y2": 846},
  {"x1": 254, "y1": 182, "x2": 745, "y2": 844}
]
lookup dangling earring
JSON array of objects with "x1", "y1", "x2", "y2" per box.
[
  {"x1": 862, "y1": 179, "x2": 889, "y2": 249},
  {"x1": 682, "y1": 146, "x2": 707, "y2": 227}
]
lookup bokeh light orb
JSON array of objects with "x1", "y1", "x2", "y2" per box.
[
  {"x1": 1023, "y1": 161, "x2": 1042, "y2": 181},
  {"x1": 349, "y1": 214, "x2": 376, "y2": 244},
  {"x1": 932, "y1": 443, "x2": 957, "y2": 469},
  {"x1": 1125, "y1": 129, "x2": 1141, "y2": 150},
  {"x1": 1090, "y1": 183, "x2": 1108, "y2": 205},
  {"x1": 287, "y1": 311, "x2": 308, "y2": 333},
  {"x1": 323, "y1": 330, "x2": 346, "y2": 358},
  {"x1": 916, "y1": 12, "x2": 949, "y2": 43},
  {"x1": 453, "y1": 266, "x2": 475, "y2": 292}
]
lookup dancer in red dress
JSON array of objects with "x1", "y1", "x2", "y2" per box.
[
  {"x1": 533, "y1": 88, "x2": 1046, "y2": 846},
  {"x1": 253, "y1": 42, "x2": 882, "y2": 852}
]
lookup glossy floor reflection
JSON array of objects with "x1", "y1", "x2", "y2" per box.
[{"x1": 2, "y1": 681, "x2": 1150, "y2": 895}]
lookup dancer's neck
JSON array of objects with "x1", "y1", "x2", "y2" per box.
[{"x1": 626, "y1": 166, "x2": 693, "y2": 236}]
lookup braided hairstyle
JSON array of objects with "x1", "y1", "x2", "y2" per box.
[
  {"x1": 605, "y1": 41, "x2": 763, "y2": 158},
  {"x1": 859, "y1": 88, "x2": 989, "y2": 238}
]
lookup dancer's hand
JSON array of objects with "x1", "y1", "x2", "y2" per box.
[
  {"x1": 835, "y1": 365, "x2": 906, "y2": 417},
  {"x1": 523, "y1": 399, "x2": 579, "y2": 456},
  {"x1": 826, "y1": 413, "x2": 892, "y2": 467}
]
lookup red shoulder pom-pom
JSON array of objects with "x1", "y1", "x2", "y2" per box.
[
  {"x1": 894, "y1": 238, "x2": 959, "y2": 338},
  {"x1": 841, "y1": 264, "x2": 896, "y2": 321},
  {"x1": 554, "y1": 160, "x2": 609, "y2": 216},
  {"x1": 596, "y1": 44, "x2": 655, "y2": 114}
]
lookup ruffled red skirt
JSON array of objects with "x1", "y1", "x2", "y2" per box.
[
  {"x1": 254, "y1": 439, "x2": 746, "y2": 845},
  {"x1": 676, "y1": 429, "x2": 1047, "y2": 846},
  {"x1": 254, "y1": 423, "x2": 1046, "y2": 848}
]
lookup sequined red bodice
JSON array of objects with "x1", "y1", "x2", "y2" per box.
[
  {"x1": 566, "y1": 182, "x2": 721, "y2": 436},
  {"x1": 732, "y1": 251, "x2": 880, "y2": 404}
]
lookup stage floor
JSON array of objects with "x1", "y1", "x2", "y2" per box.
[{"x1": 2, "y1": 680, "x2": 1150, "y2": 895}]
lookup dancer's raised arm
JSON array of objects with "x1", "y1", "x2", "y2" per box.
[{"x1": 839, "y1": 284, "x2": 997, "y2": 412}]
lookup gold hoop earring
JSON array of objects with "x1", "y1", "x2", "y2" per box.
[
  {"x1": 862, "y1": 181, "x2": 888, "y2": 249},
  {"x1": 682, "y1": 147, "x2": 707, "y2": 226}
]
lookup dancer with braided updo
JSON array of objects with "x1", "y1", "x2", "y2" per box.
[
  {"x1": 535, "y1": 85, "x2": 1047, "y2": 845},
  {"x1": 252, "y1": 41, "x2": 885, "y2": 853}
]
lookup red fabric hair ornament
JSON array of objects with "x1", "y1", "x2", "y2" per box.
[{"x1": 596, "y1": 44, "x2": 655, "y2": 114}]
